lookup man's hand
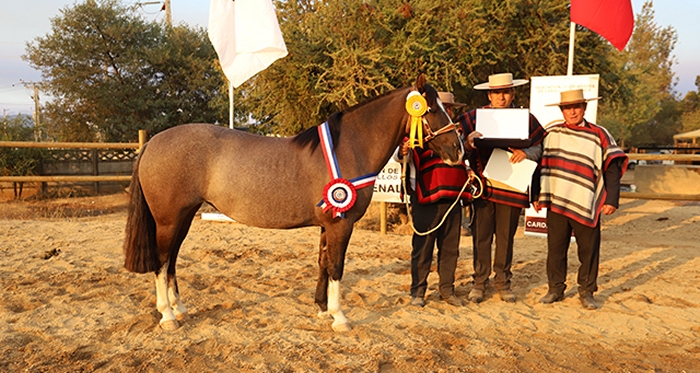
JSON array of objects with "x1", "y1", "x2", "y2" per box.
[
  {"x1": 602, "y1": 204, "x2": 617, "y2": 215},
  {"x1": 508, "y1": 148, "x2": 527, "y2": 163},
  {"x1": 466, "y1": 131, "x2": 483, "y2": 150},
  {"x1": 532, "y1": 201, "x2": 541, "y2": 213},
  {"x1": 400, "y1": 141, "x2": 409, "y2": 156}
]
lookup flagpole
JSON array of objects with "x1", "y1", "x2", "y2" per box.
[
  {"x1": 229, "y1": 81, "x2": 234, "y2": 129},
  {"x1": 567, "y1": 22, "x2": 576, "y2": 76}
]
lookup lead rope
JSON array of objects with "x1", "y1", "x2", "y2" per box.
[{"x1": 401, "y1": 152, "x2": 482, "y2": 236}]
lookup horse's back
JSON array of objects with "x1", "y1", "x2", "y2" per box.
[{"x1": 138, "y1": 124, "x2": 325, "y2": 228}]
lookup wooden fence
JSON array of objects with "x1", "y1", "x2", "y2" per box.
[
  {"x1": 2, "y1": 136, "x2": 700, "y2": 200},
  {"x1": 0, "y1": 130, "x2": 146, "y2": 184}
]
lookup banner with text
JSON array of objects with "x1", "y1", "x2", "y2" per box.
[{"x1": 372, "y1": 159, "x2": 406, "y2": 203}]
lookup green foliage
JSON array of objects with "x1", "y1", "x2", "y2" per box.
[
  {"x1": 20, "y1": 0, "x2": 690, "y2": 147},
  {"x1": 679, "y1": 77, "x2": 700, "y2": 133},
  {"x1": 23, "y1": 0, "x2": 227, "y2": 142},
  {"x1": 241, "y1": 0, "x2": 620, "y2": 135},
  {"x1": 0, "y1": 115, "x2": 48, "y2": 178}
]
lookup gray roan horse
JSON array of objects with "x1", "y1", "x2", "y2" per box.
[{"x1": 123, "y1": 74, "x2": 464, "y2": 332}]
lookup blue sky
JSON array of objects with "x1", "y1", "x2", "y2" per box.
[{"x1": 0, "y1": 0, "x2": 697, "y2": 116}]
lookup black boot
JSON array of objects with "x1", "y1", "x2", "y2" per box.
[{"x1": 579, "y1": 289, "x2": 598, "y2": 310}]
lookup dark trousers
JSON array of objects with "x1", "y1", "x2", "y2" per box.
[
  {"x1": 546, "y1": 209, "x2": 601, "y2": 295},
  {"x1": 410, "y1": 197, "x2": 461, "y2": 299},
  {"x1": 470, "y1": 198, "x2": 521, "y2": 291}
]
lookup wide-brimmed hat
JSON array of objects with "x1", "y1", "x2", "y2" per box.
[
  {"x1": 438, "y1": 92, "x2": 466, "y2": 107},
  {"x1": 473, "y1": 73, "x2": 529, "y2": 90},
  {"x1": 546, "y1": 89, "x2": 601, "y2": 106}
]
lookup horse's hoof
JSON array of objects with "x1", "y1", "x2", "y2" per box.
[
  {"x1": 317, "y1": 311, "x2": 331, "y2": 319},
  {"x1": 160, "y1": 320, "x2": 180, "y2": 331},
  {"x1": 332, "y1": 322, "x2": 352, "y2": 332},
  {"x1": 175, "y1": 312, "x2": 189, "y2": 321}
]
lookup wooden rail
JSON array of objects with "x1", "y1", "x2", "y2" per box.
[
  {"x1": 0, "y1": 141, "x2": 139, "y2": 149},
  {"x1": 0, "y1": 130, "x2": 146, "y2": 183},
  {"x1": 0, "y1": 175, "x2": 132, "y2": 182},
  {"x1": 620, "y1": 191, "x2": 700, "y2": 201},
  {"x1": 627, "y1": 153, "x2": 700, "y2": 162}
]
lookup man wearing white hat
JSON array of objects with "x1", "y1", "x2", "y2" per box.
[
  {"x1": 532, "y1": 89, "x2": 628, "y2": 310},
  {"x1": 456, "y1": 73, "x2": 546, "y2": 304}
]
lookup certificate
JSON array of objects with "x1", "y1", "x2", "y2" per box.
[
  {"x1": 483, "y1": 148, "x2": 537, "y2": 193},
  {"x1": 475, "y1": 108, "x2": 530, "y2": 139}
]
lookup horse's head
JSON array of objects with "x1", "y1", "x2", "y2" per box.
[{"x1": 408, "y1": 74, "x2": 464, "y2": 165}]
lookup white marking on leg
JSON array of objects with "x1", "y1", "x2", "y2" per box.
[
  {"x1": 167, "y1": 274, "x2": 188, "y2": 320},
  {"x1": 327, "y1": 279, "x2": 350, "y2": 332},
  {"x1": 155, "y1": 262, "x2": 178, "y2": 330}
]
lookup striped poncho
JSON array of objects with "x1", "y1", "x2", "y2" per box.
[{"x1": 538, "y1": 120, "x2": 628, "y2": 227}]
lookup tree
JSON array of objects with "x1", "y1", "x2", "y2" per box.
[
  {"x1": 680, "y1": 75, "x2": 700, "y2": 133},
  {"x1": 23, "y1": 0, "x2": 228, "y2": 142},
  {"x1": 238, "y1": 0, "x2": 615, "y2": 135},
  {"x1": 597, "y1": 0, "x2": 679, "y2": 148},
  {"x1": 0, "y1": 115, "x2": 48, "y2": 199}
]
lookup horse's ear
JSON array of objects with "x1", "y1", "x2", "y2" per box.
[{"x1": 415, "y1": 73, "x2": 426, "y2": 92}]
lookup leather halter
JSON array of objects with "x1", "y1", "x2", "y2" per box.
[{"x1": 405, "y1": 91, "x2": 459, "y2": 145}]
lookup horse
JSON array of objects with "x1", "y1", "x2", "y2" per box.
[{"x1": 123, "y1": 74, "x2": 464, "y2": 332}]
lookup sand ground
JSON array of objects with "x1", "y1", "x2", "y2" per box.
[{"x1": 1, "y1": 193, "x2": 699, "y2": 372}]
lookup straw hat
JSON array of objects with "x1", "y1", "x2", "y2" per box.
[
  {"x1": 546, "y1": 89, "x2": 601, "y2": 106},
  {"x1": 473, "y1": 73, "x2": 529, "y2": 90},
  {"x1": 438, "y1": 92, "x2": 466, "y2": 107}
]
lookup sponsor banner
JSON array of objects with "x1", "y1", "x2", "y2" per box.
[
  {"x1": 372, "y1": 159, "x2": 406, "y2": 203},
  {"x1": 524, "y1": 206, "x2": 576, "y2": 241},
  {"x1": 524, "y1": 206, "x2": 548, "y2": 238}
]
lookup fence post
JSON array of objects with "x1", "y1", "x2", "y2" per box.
[
  {"x1": 138, "y1": 130, "x2": 147, "y2": 152},
  {"x1": 380, "y1": 201, "x2": 387, "y2": 235},
  {"x1": 93, "y1": 148, "x2": 99, "y2": 194}
]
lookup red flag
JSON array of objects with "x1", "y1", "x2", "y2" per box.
[{"x1": 571, "y1": 0, "x2": 634, "y2": 51}]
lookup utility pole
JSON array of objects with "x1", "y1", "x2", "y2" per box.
[
  {"x1": 32, "y1": 84, "x2": 40, "y2": 127},
  {"x1": 20, "y1": 80, "x2": 40, "y2": 127},
  {"x1": 164, "y1": 0, "x2": 172, "y2": 27}
]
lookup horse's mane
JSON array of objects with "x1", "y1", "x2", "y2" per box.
[
  {"x1": 291, "y1": 111, "x2": 341, "y2": 151},
  {"x1": 290, "y1": 87, "x2": 411, "y2": 152}
]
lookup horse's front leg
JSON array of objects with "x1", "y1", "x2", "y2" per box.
[
  {"x1": 315, "y1": 224, "x2": 353, "y2": 332},
  {"x1": 314, "y1": 228, "x2": 329, "y2": 313}
]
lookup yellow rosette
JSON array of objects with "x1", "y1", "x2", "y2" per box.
[{"x1": 405, "y1": 91, "x2": 427, "y2": 148}]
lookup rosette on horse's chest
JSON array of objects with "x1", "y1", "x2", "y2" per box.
[
  {"x1": 317, "y1": 121, "x2": 376, "y2": 218},
  {"x1": 323, "y1": 178, "x2": 357, "y2": 213}
]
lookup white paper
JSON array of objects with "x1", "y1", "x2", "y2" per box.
[
  {"x1": 483, "y1": 148, "x2": 537, "y2": 193},
  {"x1": 475, "y1": 108, "x2": 530, "y2": 139}
]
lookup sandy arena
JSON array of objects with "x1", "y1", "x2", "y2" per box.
[{"x1": 1, "y1": 194, "x2": 699, "y2": 372}]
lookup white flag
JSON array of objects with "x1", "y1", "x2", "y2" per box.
[{"x1": 208, "y1": 0, "x2": 288, "y2": 88}]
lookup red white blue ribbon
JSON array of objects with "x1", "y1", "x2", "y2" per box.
[{"x1": 317, "y1": 121, "x2": 377, "y2": 218}]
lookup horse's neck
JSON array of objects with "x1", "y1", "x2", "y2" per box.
[{"x1": 334, "y1": 90, "x2": 408, "y2": 176}]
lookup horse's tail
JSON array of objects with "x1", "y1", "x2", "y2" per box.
[{"x1": 123, "y1": 144, "x2": 161, "y2": 273}]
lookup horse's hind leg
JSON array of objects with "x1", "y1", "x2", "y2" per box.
[
  {"x1": 154, "y1": 207, "x2": 200, "y2": 330},
  {"x1": 155, "y1": 261, "x2": 179, "y2": 331},
  {"x1": 315, "y1": 224, "x2": 353, "y2": 332},
  {"x1": 166, "y1": 213, "x2": 199, "y2": 321}
]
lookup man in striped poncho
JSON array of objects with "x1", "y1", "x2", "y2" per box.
[{"x1": 532, "y1": 89, "x2": 628, "y2": 310}]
